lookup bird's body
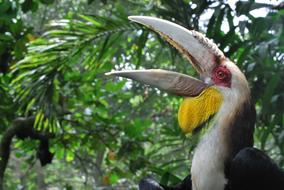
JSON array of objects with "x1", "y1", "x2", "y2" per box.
[
  {"x1": 190, "y1": 71, "x2": 255, "y2": 190},
  {"x1": 107, "y1": 16, "x2": 284, "y2": 190}
]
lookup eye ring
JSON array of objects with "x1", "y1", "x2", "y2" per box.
[{"x1": 212, "y1": 66, "x2": 232, "y2": 87}]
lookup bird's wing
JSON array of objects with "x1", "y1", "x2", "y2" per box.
[
  {"x1": 139, "y1": 175, "x2": 192, "y2": 190},
  {"x1": 227, "y1": 147, "x2": 284, "y2": 190}
]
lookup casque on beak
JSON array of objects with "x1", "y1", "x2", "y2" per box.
[{"x1": 106, "y1": 16, "x2": 225, "y2": 133}]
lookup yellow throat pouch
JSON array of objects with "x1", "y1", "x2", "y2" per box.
[{"x1": 178, "y1": 87, "x2": 223, "y2": 133}]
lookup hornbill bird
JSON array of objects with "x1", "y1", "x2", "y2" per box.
[{"x1": 106, "y1": 16, "x2": 284, "y2": 190}]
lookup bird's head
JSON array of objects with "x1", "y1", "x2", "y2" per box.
[{"x1": 106, "y1": 16, "x2": 251, "y2": 134}]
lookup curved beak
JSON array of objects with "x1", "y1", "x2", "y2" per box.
[
  {"x1": 106, "y1": 16, "x2": 225, "y2": 97},
  {"x1": 106, "y1": 69, "x2": 208, "y2": 97}
]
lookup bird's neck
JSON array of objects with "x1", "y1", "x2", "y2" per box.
[{"x1": 191, "y1": 91, "x2": 255, "y2": 190}]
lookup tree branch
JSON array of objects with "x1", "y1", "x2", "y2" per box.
[{"x1": 0, "y1": 117, "x2": 54, "y2": 189}]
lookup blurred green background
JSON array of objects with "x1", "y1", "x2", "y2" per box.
[{"x1": 0, "y1": 0, "x2": 283, "y2": 189}]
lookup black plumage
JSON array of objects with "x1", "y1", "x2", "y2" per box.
[
  {"x1": 227, "y1": 147, "x2": 284, "y2": 190},
  {"x1": 139, "y1": 148, "x2": 284, "y2": 190}
]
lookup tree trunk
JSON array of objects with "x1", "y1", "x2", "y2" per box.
[{"x1": 36, "y1": 161, "x2": 47, "y2": 190}]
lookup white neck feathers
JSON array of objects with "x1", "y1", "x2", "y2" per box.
[{"x1": 191, "y1": 85, "x2": 250, "y2": 190}]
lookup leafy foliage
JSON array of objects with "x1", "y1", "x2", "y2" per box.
[
  {"x1": 0, "y1": 0, "x2": 57, "y2": 73},
  {"x1": 0, "y1": 0, "x2": 283, "y2": 189}
]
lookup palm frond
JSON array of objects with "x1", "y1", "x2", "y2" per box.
[{"x1": 11, "y1": 14, "x2": 141, "y2": 132}]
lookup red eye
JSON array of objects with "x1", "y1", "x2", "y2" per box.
[
  {"x1": 212, "y1": 66, "x2": 231, "y2": 87},
  {"x1": 216, "y1": 70, "x2": 227, "y2": 80}
]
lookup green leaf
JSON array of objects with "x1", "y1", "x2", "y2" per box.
[
  {"x1": 135, "y1": 30, "x2": 149, "y2": 67},
  {"x1": 95, "y1": 106, "x2": 108, "y2": 119},
  {"x1": 129, "y1": 95, "x2": 143, "y2": 107},
  {"x1": 39, "y1": 0, "x2": 55, "y2": 4},
  {"x1": 236, "y1": 1, "x2": 273, "y2": 16},
  {"x1": 0, "y1": 1, "x2": 11, "y2": 13},
  {"x1": 21, "y1": 0, "x2": 38, "y2": 13},
  {"x1": 105, "y1": 80, "x2": 126, "y2": 92},
  {"x1": 262, "y1": 74, "x2": 280, "y2": 114},
  {"x1": 14, "y1": 38, "x2": 27, "y2": 59},
  {"x1": 34, "y1": 110, "x2": 44, "y2": 129},
  {"x1": 79, "y1": 14, "x2": 102, "y2": 28},
  {"x1": 124, "y1": 119, "x2": 151, "y2": 138},
  {"x1": 66, "y1": 150, "x2": 74, "y2": 162},
  {"x1": 109, "y1": 173, "x2": 119, "y2": 184}
]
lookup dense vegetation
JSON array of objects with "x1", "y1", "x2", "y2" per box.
[{"x1": 0, "y1": 0, "x2": 283, "y2": 189}]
